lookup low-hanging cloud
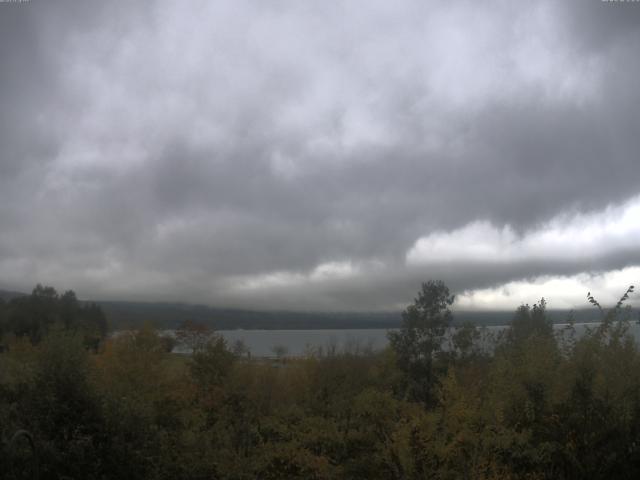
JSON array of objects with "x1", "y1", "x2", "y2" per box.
[{"x1": 407, "y1": 195, "x2": 640, "y2": 266}]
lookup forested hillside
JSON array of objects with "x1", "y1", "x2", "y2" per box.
[
  {"x1": 2, "y1": 282, "x2": 640, "y2": 479},
  {"x1": 0, "y1": 290, "x2": 25, "y2": 302},
  {"x1": 0, "y1": 287, "x2": 612, "y2": 331},
  {"x1": 97, "y1": 301, "x2": 608, "y2": 330}
]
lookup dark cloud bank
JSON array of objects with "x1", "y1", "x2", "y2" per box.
[{"x1": 1, "y1": 0, "x2": 640, "y2": 310}]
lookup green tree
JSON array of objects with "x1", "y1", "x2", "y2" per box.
[
  {"x1": 3, "y1": 286, "x2": 107, "y2": 347},
  {"x1": 506, "y1": 298, "x2": 553, "y2": 346},
  {"x1": 22, "y1": 329, "x2": 104, "y2": 479},
  {"x1": 451, "y1": 321, "x2": 481, "y2": 361},
  {"x1": 190, "y1": 334, "x2": 236, "y2": 389},
  {"x1": 388, "y1": 280, "x2": 455, "y2": 406},
  {"x1": 7, "y1": 285, "x2": 59, "y2": 342}
]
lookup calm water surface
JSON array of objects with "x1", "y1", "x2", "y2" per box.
[{"x1": 165, "y1": 321, "x2": 640, "y2": 357}]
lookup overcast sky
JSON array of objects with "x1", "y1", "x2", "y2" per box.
[{"x1": 1, "y1": 0, "x2": 640, "y2": 311}]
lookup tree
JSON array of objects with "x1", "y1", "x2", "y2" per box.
[
  {"x1": 271, "y1": 344, "x2": 289, "y2": 361},
  {"x1": 388, "y1": 280, "x2": 455, "y2": 406},
  {"x1": 0, "y1": 298, "x2": 6, "y2": 342},
  {"x1": 24, "y1": 328, "x2": 104, "y2": 479},
  {"x1": 506, "y1": 298, "x2": 553, "y2": 346},
  {"x1": 451, "y1": 321, "x2": 481, "y2": 360},
  {"x1": 2, "y1": 286, "x2": 107, "y2": 347},
  {"x1": 176, "y1": 319, "x2": 212, "y2": 354},
  {"x1": 79, "y1": 302, "x2": 108, "y2": 350},
  {"x1": 232, "y1": 339, "x2": 250, "y2": 358},
  {"x1": 7, "y1": 285, "x2": 60, "y2": 342},
  {"x1": 59, "y1": 290, "x2": 80, "y2": 329},
  {"x1": 190, "y1": 334, "x2": 236, "y2": 389}
]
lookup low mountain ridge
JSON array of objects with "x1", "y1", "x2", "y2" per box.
[
  {"x1": 0, "y1": 287, "x2": 626, "y2": 330},
  {"x1": 0, "y1": 289, "x2": 27, "y2": 301}
]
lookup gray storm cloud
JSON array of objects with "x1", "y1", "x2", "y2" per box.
[{"x1": 1, "y1": 0, "x2": 640, "y2": 310}]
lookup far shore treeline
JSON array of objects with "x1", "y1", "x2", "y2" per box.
[
  {"x1": 2, "y1": 281, "x2": 640, "y2": 479},
  {"x1": 0, "y1": 287, "x2": 616, "y2": 331}
]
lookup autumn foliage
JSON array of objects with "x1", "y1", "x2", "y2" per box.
[{"x1": 1, "y1": 283, "x2": 640, "y2": 479}]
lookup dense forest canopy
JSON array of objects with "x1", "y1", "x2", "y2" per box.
[
  {"x1": 2, "y1": 282, "x2": 640, "y2": 479},
  {"x1": 0, "y1": 285, "x2": 107, "y2": 348}
]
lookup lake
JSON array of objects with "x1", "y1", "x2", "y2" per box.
[{"x1": 166, "y1": 321, "x2": 640, "y2": 357}]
